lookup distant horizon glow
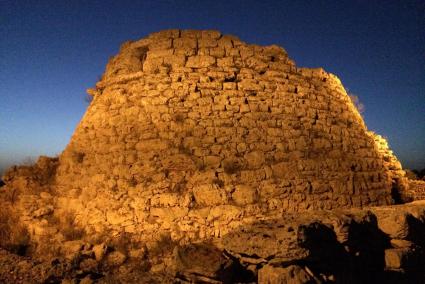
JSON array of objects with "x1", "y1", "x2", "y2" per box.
[{"x1": 0, "y1": 0, "x2": 424, "y2": 175}]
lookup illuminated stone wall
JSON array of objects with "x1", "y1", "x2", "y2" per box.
[{"x1": 51, "y1": 30, "x2": 403, "y2": 240}]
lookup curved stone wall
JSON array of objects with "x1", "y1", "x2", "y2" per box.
[{"x1": 52, "y1": 30, "x2": 401, "y2": 240}]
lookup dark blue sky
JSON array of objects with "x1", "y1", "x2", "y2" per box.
[{"x1": 0, "y1": 0, "x2": 424, "y2": 173}]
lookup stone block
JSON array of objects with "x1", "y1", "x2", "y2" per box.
[
  {"x1": 181, "y1": 29, "x2": 202, "y2": 38},
  {"x1": 240, "y1": 169, "x2": 266, "y2": 184},
  {"x1": 240, "y1": 104, "x2": 250, "y2": 113},
  {"x1": 238, "y1": 79, "x2": 263, "y2": 91},
  {"x1": 163, "y1": 55, "x2": 186, "y2": 68},
  {"x1": 209, "y1": 47, "x2": 225, "y2": 58},
  {"x1": 135, "y1": 139, "x2": 168, "y2": 151},
  {"x1": 173, "y1": 243, "x2": 237, "y2": 282},
  {"x1": 61, "y1": 240, "x2": 84, "y2": 260},
  {"x1": 217, "y1": 57, "x2": 234, "y2": 67},
  {"x1": 143, "y1": 57, "x2": 163, "y2": 73},
  {"x1": 32, "y1": 206, "x2": 54, "y2": 218},
  {"x1": 232, "y1": 185, "x2": 258, "y2": 206},
  {"x1": 204, "y1": 155, "x2": 222, "y2": 168},
  {"x1": 198, "y1": 37, "x2": 218, "y2": 48},
  {"x1": 150, "y1": 207, "x2": 188, "y2": 222},
  {"x1": 201, "y1": 30, "x2": 221, "y2": 39},
  {"x1": 150, "y1": 193, "x2": 180, "y2": 207},
  {"x1": 173, "y1": 37, "x2": 197, "y2": 49},
  {"x1": 239, "y1": 46, "x2": 254, "y2": 60},
  {"x1": 208, "y1": 205, "x2": 242, "y2": 221},
  {"x1": 385, "y1": 247, "x2": 413, "y2": 269},
  {"x1": 146, "y1": 49, "x2": 173, "y2": 59},
  {"x1": 106, "y1": 251, "x2": 127, "y2": 267},
  {"x1": 375, "y1": 211, "x2": 413, "y2": 239},
  {"x1": 186, "y1": 55, "x2": 216, "y2": 68},
  {"x1": 93, "y1": 243, "x2": 108, "y2": 261},
  {"x1": 246, "y1": 56, "x2": 268, "y2": 73},
  {"x1": 193, "y1": 184, "x2": 227, "y2": 206},
  {"x1": 106, "y1": 211, "x2": 132, "y2": 225},
  {"x1": 223, "y1": 82, "x2": 236, "y2": 90},
  {"x1": 271, "y1": 162, "x2": 290, "y2": 178},
  {"x1": 149, "y1": 38, "x2": 172, "y2": 50},
  {"x1": 258, "y1": 264, "x2": 314, "y2": 284},
  {"x1": 244, "y1": 150, "x2": 265, "y2": 169},
  {"x1": 198, "y1": 47, "x2": 210, "y2": 55},
  {"x1": 174, "y1": 47, "x2": 196, "y2": 56},
  {"x1": 217, "y1": 36, "x2": 234, "y2": 49}
]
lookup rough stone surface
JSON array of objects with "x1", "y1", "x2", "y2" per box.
[
  {"x1": 0, "y1": 29, "x2": 422, "y2": 283},
  {"x1": 10, "y1": 29, "x2": 406, "y2": 243},
  {"x1": 403, "y1": 180, "x2": 425, "y2": 201},
  {"x1": 105, "y1": 251, "x2": 127, "y2": 267},
  {"x1": 173, "y1": 243, "x2": 245, "y2": 282},
  {"x1": 258, "y1": 264, "x2": 314, "y2": 284}
]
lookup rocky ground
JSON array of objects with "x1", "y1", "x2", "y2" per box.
[
  {"x1": 0, "y1": 248, "x2": 174, "y2": 283},
  {"x1": 1, "y1": 200, "x2": 425, "y2": 283}
]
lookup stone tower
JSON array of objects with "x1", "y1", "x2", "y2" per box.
[{"x1": 51, "y1": 29, "x2": 404, "y2": 240}]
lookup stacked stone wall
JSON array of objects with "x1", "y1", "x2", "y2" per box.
[
  {"x1": 371, "y1": 133, "x2": 409, "y2": 201},
  {"x1": 51, "y1": 29, "x2": 399, "y2": 241}
]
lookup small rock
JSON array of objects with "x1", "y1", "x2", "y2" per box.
[
  {"x1": 79, "y1": 276, "x2": 93, "y2": 284},
  {"x1": 106, "y1": 251, "x2": 127, "y2": 267},
  {"x1": 385, "y1": 247, "x2": 413, "y2": 269},
  {"x1": 32, "y1": 206, "x2": 54, "y2": 218},
  {"x1": 150, "y1": 263, "x2": 165, "y2": 273},
  {"x1": 128, "y1": 247, "x2": 146, "y2": 259},
  {"x1": 61, "y1": 240, "x2": 84, "y2": 260},
  {"x1": 80, "y1": 258, "x2": 98, "y2": 272},
  {"x1": 375, "y1": 211, "x2": 412, "y2": 239},
  {"x1": 232, "y1": 184, "x2": 258, "y2": 206},
  {"x1": 39, "y1": 191, "x2": 52, "y2": 199},
  {"x1": 92, "y1": 243, "x2": 108, "y2": 261},
  {"x1": 173, "y1": 243, "x2": 241, "y2": 282},
  {"x1": 258, "y1": 264, "x2": 314, "y2": 284}
]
